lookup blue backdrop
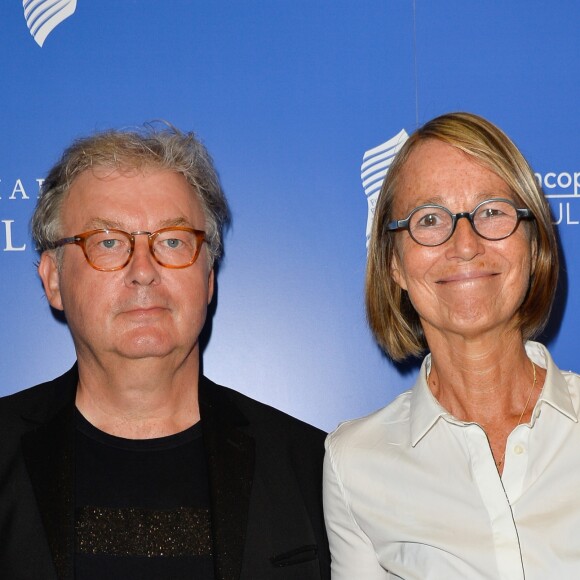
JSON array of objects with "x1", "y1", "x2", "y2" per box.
[{"x1": 1, "y1": 1, "x2": 579, "y2": 431}]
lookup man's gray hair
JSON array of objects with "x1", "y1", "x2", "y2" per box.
[{"x1": 32, "y1": 123, "x2": 231, "y2": 267}]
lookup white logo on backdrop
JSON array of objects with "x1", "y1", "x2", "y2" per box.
[
  {"x1": 536, "y1": 171, "x2": 580, "y2": 226},
  {"x1": 0, "y1": 177, "x2": 43, "y2": 252},
  {"x1": 23, "y1": 0, "x2": 77, "y2": 47},
  {"x1": 361, "y1": 129, "x2": 409, "y2": 246}
]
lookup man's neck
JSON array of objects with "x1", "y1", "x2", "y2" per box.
[{"x1": 74, "y1": 352, "x2": 201, "y2": 439}]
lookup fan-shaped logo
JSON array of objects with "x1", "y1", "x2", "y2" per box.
[
  {"x1": 23, "y1": 0, "x2": 77, "y2": 47},
  {"x1": 361, "y1": 129, "x2": 409, "y2": 246}
]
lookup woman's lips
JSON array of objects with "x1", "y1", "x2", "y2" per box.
[{"x1": 436, "y1": 270, "x2": 498, "y2": 284}]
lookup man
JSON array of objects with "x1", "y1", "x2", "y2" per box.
[{"x1": 0, "y1": 126, "x2": 330, "y2": 579}]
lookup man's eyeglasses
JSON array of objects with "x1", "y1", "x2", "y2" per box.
[
  {"x1": 385, "y1": 198, "x2": 534, "y2": 247},
  {"x1": 51, "y1": 227, "x2": 206, "y2": 271}
]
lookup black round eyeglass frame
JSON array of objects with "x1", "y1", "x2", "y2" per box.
[
  {"x1": 385, "y1": 198, "x2": 535, "y2": 247},
  {"x1": 50, "y1": 226, "x2": 206, "y2": 271}
]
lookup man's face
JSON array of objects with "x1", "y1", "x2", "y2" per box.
[{"x1": 39, "y1": 167, "x2": 214, "y2": 367}]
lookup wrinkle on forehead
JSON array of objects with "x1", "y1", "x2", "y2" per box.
[{"x1": 81, "y1": 216, "x2": 193, "y2": 232}]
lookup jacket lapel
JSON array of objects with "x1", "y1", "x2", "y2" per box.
[
  {"x1": 199, "y1": 377, "x2": 255, "y2": 580},
  {"x1": 21, "y1": 367, "x2": 78, "y2": 580}
]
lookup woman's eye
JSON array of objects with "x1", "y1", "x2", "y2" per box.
[
  {"x1": 418, "y1": 213, "x2": 441, "y2": 227},
  {"x1": 483, "y1": 208, "x2": 503, "y2": 218}
]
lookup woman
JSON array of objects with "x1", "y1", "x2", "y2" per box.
[{"x1": 323, "y1": 112, "x2": 580, "y2": 579}]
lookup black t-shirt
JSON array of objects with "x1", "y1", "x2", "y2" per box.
[{"x1": 74, "y1": 410, "x2": 214, "y2": 579}]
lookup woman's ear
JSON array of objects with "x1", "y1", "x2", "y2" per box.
[
  {"x1": 391, "y1": 251, "x2": 408, "y2": 290},
  {"x1": 531, "y1": 237, "x2": 538, "y2": 276}
]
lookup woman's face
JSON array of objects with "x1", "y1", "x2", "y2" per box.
[{"x1": 391, "y1": 139, "x2": 534, "y2": 344}]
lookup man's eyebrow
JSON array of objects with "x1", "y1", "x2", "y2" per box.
[
  {"x1": 83, "y1": 218, "x2": 125, "y2": 231},
  {"x1": 82, "y1": 216, "x2": 194, "y2": 231},
  {"x1": 158, "y1": 217, "x2": 193, "y2": 228}
]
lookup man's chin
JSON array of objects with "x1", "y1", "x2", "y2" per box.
[{"x1": 114, "y1": 332, "x2": 176, "y2": 359}]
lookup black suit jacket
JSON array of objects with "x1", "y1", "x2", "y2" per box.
[{"x1": 0, "y1": 366, "x2": 330, "y2": 579}]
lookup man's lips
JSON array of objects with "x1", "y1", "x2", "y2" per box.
[{"x1": 119, "y1": 305, "x2": 169, "y2": 316}]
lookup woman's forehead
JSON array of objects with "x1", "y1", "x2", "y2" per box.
[{"x1": 394, "y1": 141, "x2": 511, "y2": 214}]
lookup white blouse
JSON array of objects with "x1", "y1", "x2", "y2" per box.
[{"x1": 324, "y1": 342, "x2": 580, "y2": 579}]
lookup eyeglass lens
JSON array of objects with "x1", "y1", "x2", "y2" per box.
[
  {"x1": 85, "y1": 229, "x2": 200, "y2": 269},
  {"x1": 409, "y1": 200, "x2": 520, "y2": 246}
]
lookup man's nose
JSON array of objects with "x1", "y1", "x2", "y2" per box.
[{"x1": 124, "y1": 235, "x2": 161, "y2": 285}]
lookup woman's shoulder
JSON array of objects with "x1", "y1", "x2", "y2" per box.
[{"x1": 326, "y1": 389, "x2": 414, "y2": 453}]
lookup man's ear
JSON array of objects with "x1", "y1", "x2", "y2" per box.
[
  {"x1": 207, "y1": 268, "x2": 214, "y2": 305},
  {"x1": 38, "y1": 252, "x2": 64, "y2": 311},
  {"x1": 391, "y1": 251, "x2": 408, "y2": 291}
]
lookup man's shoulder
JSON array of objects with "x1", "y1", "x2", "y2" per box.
[
  {"x1": 0, "y1": 367, "x2": 77, "y2": 430},
  {"x1": 1, "y1": 378, "x2": 56, "y2": 406},
  {"x1": 200, "y1": 376, "x2": 326, "y2": 442}
]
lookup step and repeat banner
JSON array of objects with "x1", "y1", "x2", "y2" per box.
[{"x1": 1, "y1": 1, "x2": 578, "y2": 430}]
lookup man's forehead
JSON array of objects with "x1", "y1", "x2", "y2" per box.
[
  {"x1": 64, "y1": 165, "x2": 197, "y2": 202},
  {"x1": 61, "y1": 166, "x2": 203, "y2": 230}
]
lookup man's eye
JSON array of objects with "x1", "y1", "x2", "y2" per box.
[
  {"x1": 100, "y1": 239, "x2": 119, "y2": 249},
  {"x1": 164, "y1": 238, "x2": 182, "y2": 249}
]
